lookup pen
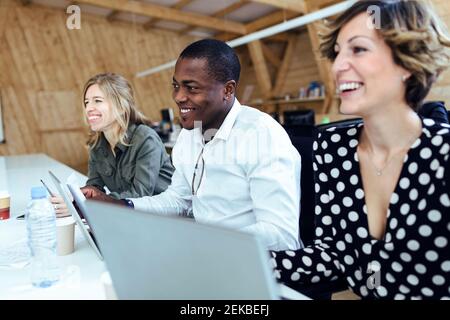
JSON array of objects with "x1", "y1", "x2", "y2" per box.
[{"x1": 40, "y1": 179, "x2": 55, "y2": 197}]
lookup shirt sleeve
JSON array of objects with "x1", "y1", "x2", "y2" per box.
[
  {"x1": 240, "y1": 123, "x2": 301, "y2": 251},
  {"x1": 85, "y1": 153, "x2": 106, "y2": 192},
  {"x1": 109, "y1": 133, "x2": 168, "y2": 199},
  {"x1": 128, "y1": 138, "x2": 192, "y2": 217},
  {"x1": 270, "y1": 130, "x2": 344, "y2": 287}
]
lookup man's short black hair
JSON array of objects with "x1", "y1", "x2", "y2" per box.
[{"x1": 178, "y1": 39, "x2": 241, "y2": 84}]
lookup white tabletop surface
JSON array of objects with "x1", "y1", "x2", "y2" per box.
[
  {"x1": 0, "y1": 154, "x2": 107, "y2": 299},
  {"x1": 0, "y1": 154, "x2": 308, "y2": 300}
]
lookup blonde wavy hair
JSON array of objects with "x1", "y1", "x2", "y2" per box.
[
  {"x1": 82, "y1": 73, "x2": 151, "y2": 148},
  {"x1": 319, "y1": 0, "x2": 450, "y2": 111}
]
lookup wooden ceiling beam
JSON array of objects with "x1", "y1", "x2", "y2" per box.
[
  {"x1": 143, "y1": 0, "x2": 194, "y2": 31},
  {"x1": 74, "y1": 0, "x2": 247, "y2": 34},
  {"x1": 215, "y1": 10, "x2": 300, "y2": 42},
  {"x1": 272, "y1": 34, "x2": 297, "y2": 97},
  {"x1": 180, "y1": 0, "x2": 249, "y2": 35},
  {"x1": 261, "y1": 42, "x2": 281, "y2": 68},
  {"x1": 246, "y1": 10, "x2": 299, "y2": 33},
  {"x1": 248, "y1": 0, "x2": 305, "y2": 13},
  {"x1": 209, "y1": 0, "x2": 249, "y2": 18},
  {"x1": 247, "y1": 40, "x2": 272, "y2": 99}
]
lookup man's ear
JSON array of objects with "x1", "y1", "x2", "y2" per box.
[{"x1": 223, "y1": 80, "x2": 236, "y2": 100}]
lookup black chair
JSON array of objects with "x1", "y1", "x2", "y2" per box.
[
  {"x1": 418, "y1": 101, "x2": 448, "y2": 124},
  {"x1": 284, "y1": 124, "x2": 317, "y2": 247},
  {"x1": 284, "y1": 109, "x2": 315, "y2": 126},
  {"x1": 284, "y1": 119, "x2": 363, "y2": 299}
]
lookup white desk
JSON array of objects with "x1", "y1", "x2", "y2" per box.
[{"x1": 0, "y1": 154, "x2": 107, "y2": 299}]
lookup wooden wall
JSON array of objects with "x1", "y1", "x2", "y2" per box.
[
  {"x1": 426, "y1": 0, "x2": 450, "y2": 107},
  {"x1": 237, "y1": 31, "x2": 325, "y2": 118},
  {"x1": 238, "y1": 0, "x2": 450, "y2": 123},
  {"x1": 0, "y1": 0, "x2": 449, "y2": 173},
  {"x1": 238, "y1": 31, "x2": 320, "y2": 101},
  {"x1": 0, "y1": 0, "x2": 197, "y2": 173}
]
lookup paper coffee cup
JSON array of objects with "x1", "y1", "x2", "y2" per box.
[
  {"x1": 0, "y1": 191, "x2": 11, "y2": 220},
  {"x1": 56, "y1": 216, "x2": 76, "y2": 255}
]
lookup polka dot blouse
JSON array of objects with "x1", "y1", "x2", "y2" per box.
[{"x1": 271, "y1": 118, "x2": 450, "y2": 299}]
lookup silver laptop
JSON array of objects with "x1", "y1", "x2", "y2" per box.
[
  {"x1": 48, "y1": 170, "x2": 103, "y2": 260},
  {"x1": 84, "y1": 200, "x2": 305, "y2": 300}
]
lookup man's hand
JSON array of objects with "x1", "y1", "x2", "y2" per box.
[
  {"x1": 80, "y1": 186, "x2": 104, "y2": 199},
  {"x1": 80, "y1": 186, "x2": 124, "y2": 206}
]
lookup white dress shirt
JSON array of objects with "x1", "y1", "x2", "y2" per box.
[{"x1": 131, "y1": 99, "x2": 301, "y2": 250}]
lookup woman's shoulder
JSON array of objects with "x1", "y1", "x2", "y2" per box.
[
  {"x1": 421, "y1": 118, "x2": 450, "y2": 151},
  {"x1": 131, "y1": 124, "x2": 162, "y2": 142},
  {"x1": 422, "y1": 118, "x2": 450, "y2": 138},
  {"x1": 127, "y1": 124, "x2": 166, "y2": 153},
  {"x1": 419, "y1": 118, "x2": 450, "y2": 164},
  {"x1": 316, "y1": 119, "x2": 363, "y2": 141}
]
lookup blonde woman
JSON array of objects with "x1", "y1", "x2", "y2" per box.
[
  {"x1": 271, "y1": 0, "x2": 450, "y2": 299},
  {"x1": 52, "y1": 73, "x2": 174, "y2": 214}
]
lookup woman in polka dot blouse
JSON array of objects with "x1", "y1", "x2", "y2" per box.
[{"x1": 271, "y1": 0, "x2": 450, "y2": 299}]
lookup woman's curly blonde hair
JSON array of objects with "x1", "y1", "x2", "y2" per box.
[{"x1": 319, "y1": 0, "x2": 450, "y2": 111}]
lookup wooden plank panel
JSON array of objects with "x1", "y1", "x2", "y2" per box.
[
  {"x1": 41, "y1": 131, "x2": 88, "y2": 170},
  {"x1": 0, "y1": 0, "x2": 14, "y2": 43},
  {"x1": 181, "y1": 0, "x2": 249, "y2": 34},
  {"x1": 36, "y1": 91, "x2": 82, "y2": 131},
  {"x1": 2, "y1": 0, "x2": 449, "y2": 168},
  {"x1": 239, "y1": 31, "x2": 321, "y2": 100},
  {"x1": 75, "y1": 0, "x2": 247, "y2": 34},
  {"x1": 215, "y1": 10, "x2": 299, "y2": 42},
  {"x1": 144, "y1": 0, "x2": 194, "y2": 30},
  {"x1": 3, "y1": 10, "x2": 42, "y2": 89},
  {"x1": 15, "y1": 6, "x2": 57, "y2": 90},
  {"x1": 249, "y1": 0, "x2": 305, "y2": 13},
  {"x1": 0, "y1": 88, "x2": 40, "y2": 154},
  {"x1": 1, "y1": 1, "x2": 199, "y2": 169}
]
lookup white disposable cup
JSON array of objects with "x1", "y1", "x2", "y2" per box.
[
  {"x1": 56, "y1": 216, "x2": 75, "y2": 255},
  {"x1": 101, "y1": 271, "x2": 118, "y2": 300}
]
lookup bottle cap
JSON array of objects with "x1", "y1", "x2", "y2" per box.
[{"x1": 31, "y1": 186, "x2": 47, "y2": 199}]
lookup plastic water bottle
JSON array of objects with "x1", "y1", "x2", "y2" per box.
[{"x1": 26, "y1": 186, "x2": 60, "y2": 288}]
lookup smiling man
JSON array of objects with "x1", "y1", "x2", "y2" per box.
[{"x1": 88, "y1": 39, "x2": 302, "y2": 250}]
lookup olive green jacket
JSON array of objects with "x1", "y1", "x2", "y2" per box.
[{"x1": 86, "y1": 123, "x2": 174, "y2": 199}]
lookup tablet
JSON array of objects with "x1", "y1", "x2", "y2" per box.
[{"x1": 48, "y1": 170, "x2": 103, "y2": 260}]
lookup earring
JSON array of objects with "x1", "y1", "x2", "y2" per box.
[{"x1": 402, "y1": 75, "x2": 408, "y2": 82}]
